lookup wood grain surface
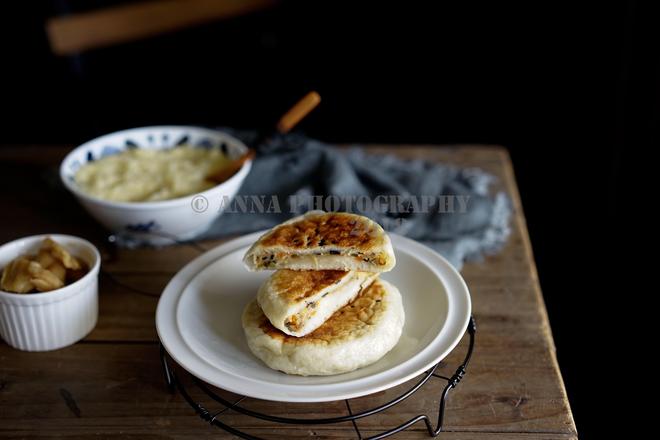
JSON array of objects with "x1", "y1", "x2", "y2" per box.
[{"x1": 0, "y1": 145, "x2": 576, "y2": 439}]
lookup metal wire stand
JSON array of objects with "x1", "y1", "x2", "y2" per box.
[
  {"x1": 159, "y1": 316, "x2": 475, "y2": 440},
  {"x1": 108, "y1": 231, "x2": 476, "y2": 439}
]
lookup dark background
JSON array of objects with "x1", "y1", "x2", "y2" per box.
[{"x1": 1, "y1": 0, "x2": 648, "y2": 437}]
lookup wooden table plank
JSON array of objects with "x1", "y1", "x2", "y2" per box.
[
  {"x1": 0, "y1": 145, "x2": 576, "y2": 438},
  {"x1": 0, "y1": 343, "x2": 572, "y2": 435}
]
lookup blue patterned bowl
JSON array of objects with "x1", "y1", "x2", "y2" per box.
[{"x1": 60, "y1": 126, "x2": 252, "y2": 245}]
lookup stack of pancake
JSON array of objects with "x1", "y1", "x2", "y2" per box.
[{"x1": 242, "y1": 210, "x2": 405, "y2": 376}]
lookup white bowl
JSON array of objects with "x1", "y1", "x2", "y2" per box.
[
  {"x1": 60, "y1": 126, "x2": 252, "y2": 245},
  {"x1": 0, "y1": 234, "x2": 101, "y2": 351}
]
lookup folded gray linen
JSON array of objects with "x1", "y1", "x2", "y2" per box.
[{"x1": 201, "y1": 133, "x2": 511, "y2": 270}]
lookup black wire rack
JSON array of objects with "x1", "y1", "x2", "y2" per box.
[
  {"x1": 104, "y1": 231, "x2": 476, "y2": 439},
  {"x1": 158, "y1": 317, "x2": 475, "y2": 440}
]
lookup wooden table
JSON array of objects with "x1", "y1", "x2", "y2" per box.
[{"x1": 0, "y1": 145, "x2": 576, "y2": 439}]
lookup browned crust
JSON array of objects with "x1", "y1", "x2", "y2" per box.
[
  {"x1": 258, "y1": 279, "x2": 386, "y2": 344},
  {"x1": 259, "y1": 212, "x2": 381, "y2": 251},
  {"x1": 269, "y1": 270, "x2": 348, "y2": 303}
]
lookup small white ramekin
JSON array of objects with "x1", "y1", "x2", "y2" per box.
[{"x1": 0, "y1": 234, "x2": 100, "y2": 351}]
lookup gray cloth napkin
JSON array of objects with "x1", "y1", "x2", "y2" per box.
[{"x1": 201, "y1": 133, "x2": 511, "y2": 270}]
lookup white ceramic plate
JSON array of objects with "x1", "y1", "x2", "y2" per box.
[{"x1": 156, "y1": 232, "x2": 471, "y2": 402}]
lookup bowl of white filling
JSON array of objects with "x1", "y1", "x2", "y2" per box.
[{"x1": 60, "y1": 126, "x2": 252, "y2": 245}]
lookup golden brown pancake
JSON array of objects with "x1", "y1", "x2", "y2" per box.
[
  {"x1": 243, "y1": 211, "x2": 396, "y2": 272},
  {"x1": 260, "y1": 212, "x2": 379, "y2": 251},
  {"x1": 269, "y1": 270, "x2": 347, "y2": 304},
  {"x1": 258, "y1": 279, "x2": 387, "y2": 344},
  {"x1": 256, "y1": 269, "x2": 378, "y2": 336},
  {"x1": 243, "y1": 278, "x2": 405, "y2": 375}
]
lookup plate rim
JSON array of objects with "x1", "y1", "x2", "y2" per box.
[{"x1": 156, "y1": 231, "x2": 471, "y2": 402}]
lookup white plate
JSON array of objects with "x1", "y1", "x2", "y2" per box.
[{"x1": 156, "y1": 232, "x2": 471, "y2": 402}]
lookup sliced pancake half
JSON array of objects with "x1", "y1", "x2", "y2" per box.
[
  {"x1": 243, "y1": 211, "x2": 395, "y2": 272},
  {"x1": 242, "y1": 278, "x2": 405, "y2": 376},
  {"x1": 257, "y1": 269, "x2": 378, "y2": 337}
]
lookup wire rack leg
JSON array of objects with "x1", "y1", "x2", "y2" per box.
[
  {"x1": 345, "y1": 400, "x2": 363, "y2": 439},
  {"x1": 160, "y1": 344, "x2": 175, "y2": 393},
  {"x1": 363, "y1": 316, "x2": 476, "y2": 440},
  {"x1": 160, "y1": 346, "x2": 261, "y2": 439}
]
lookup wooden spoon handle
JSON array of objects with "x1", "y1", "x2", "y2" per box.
[
  {"x1": 208, "y1": 91, "x2": 321, "y2": 183},
  {"x1": 209, "y1": 149, "x2": 256, "y2": 183},
  {"x1": 276, "y1": 91, "x2": 321, "y2": 134}
]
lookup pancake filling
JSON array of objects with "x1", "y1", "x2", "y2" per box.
[{"x1": 253, "y1": 249, "x2": 388, "y2": 270}]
